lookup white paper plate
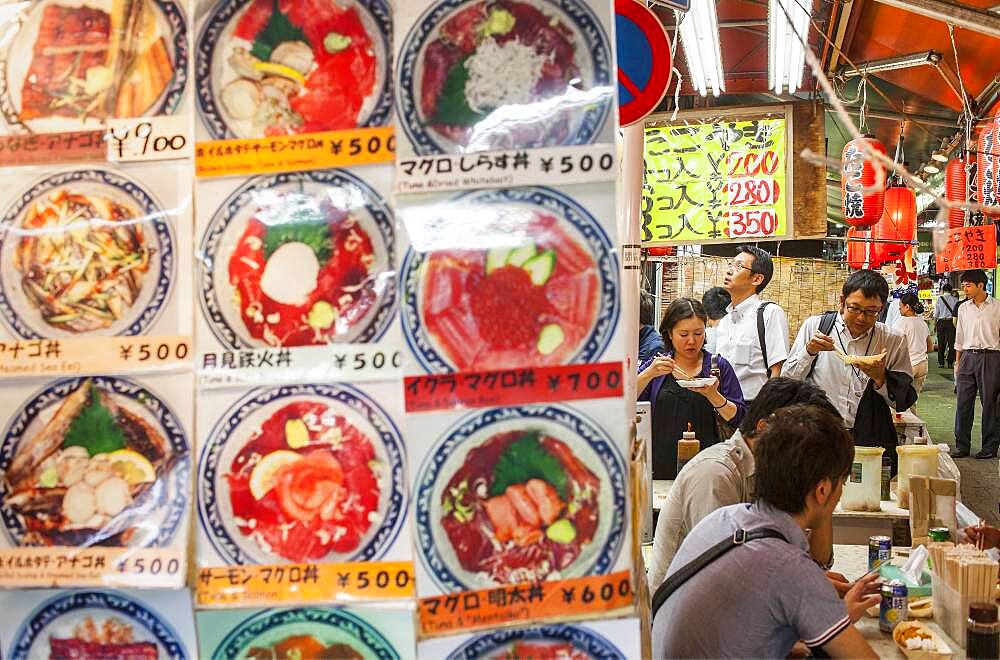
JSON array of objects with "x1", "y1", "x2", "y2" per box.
[{"x1": 676, "y1": 377, "x2": 716, "y2": 388}]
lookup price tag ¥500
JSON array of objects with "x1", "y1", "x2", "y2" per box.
[{"x1": 106, "y1": 116, "x2": 193, "y2": 163}]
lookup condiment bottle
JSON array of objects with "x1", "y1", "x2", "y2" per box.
[
  {"x1": 967, "y1": 602, "x2": 1000, "y2": 659},
  {"x1": 677, "y1": 423, "x2": 699, "y2": 475}
]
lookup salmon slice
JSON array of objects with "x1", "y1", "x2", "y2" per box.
[
  {"x1": 484, "y1": 495, "x2": 520, "y2": 543},
  {"x1": 505, "y1": 484, "x2": 541, "y2": 527},
  {"x1": 526, "y1": 478, "x2": 564, "y2": 525}
]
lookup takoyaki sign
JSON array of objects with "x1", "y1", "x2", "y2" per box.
[{"x1": 643, "y1": 108, "x2": 793, "y2": 245}]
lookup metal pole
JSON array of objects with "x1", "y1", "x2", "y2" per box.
[{"x1": 871, "y1": 0, "x2": 1000, "y2": 40}]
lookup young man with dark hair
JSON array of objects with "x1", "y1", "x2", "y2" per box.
[
  {"x1": 638, "y1": 290, "x2": 664, "y2": 363},
  {"x1": 702, "y1": 286, "x2": 731, "y2": 353},
  {"x1": 952, "y1": 269, "x2": 1000, "y2": 459},
  {"x1": 935, "y1": 282, "x2": 959, "y2": 368},
  {"x1": 716, "y1": 245, "x2": 790, "y2": 402},
  {"x1": 782, "y1": 269, "x2": 916, "y2": 473},
  {"x1": 652, "y1": 405, "x2": 880, "y2": 658},
  {"x1": 647, "y1": 377, "x2": 842, "y2": 589}
]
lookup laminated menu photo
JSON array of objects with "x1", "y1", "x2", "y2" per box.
[
  {"x1": 0, "y1": 0, "x2": 192, "y2": 136},
  {"x1": 197, "y1": 604, "x2": 416, "y2": 659},
  {"x1": 408, "y1": 398, "x2": 632, "y2": 601},
  {"x1": 196, "y1": 380, "x2": 411, "y2": 575},
  {"x1": 393, "y1": 0, "x2": 616, "y2": 158},
  {"x1": 193, "y1": 0, "x2": 393, "y2": 141},
  {"x1": 0, "y1": 371, "x2": 193, "y2": 587},
  {"x1": 0, "y1": 161, "x2": 194, "y2": 345},
  {"x1": 0, "y1": 588, "x2": 198, "y2": 659},
  {"x1": 397, "y1": 181, "x2": 622, "y2": 377},
  {"x1": 194, "y1": 164, "x2": 399, "y2": 369},
  {"x1": 418, "y1": 617, "x2": 643, "y2": 658}
]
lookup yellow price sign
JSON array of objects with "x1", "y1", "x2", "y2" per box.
[{"x1": 643, "y1": 118, "x2": 790, "y2": 244}]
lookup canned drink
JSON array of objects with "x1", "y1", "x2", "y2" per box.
[
  {"x1": 928, "y1": 527, "x2": 951, "y2": 542},
  {"x1": 869, "y1": 535, "x2": 892, "y2": 571},
  {"x1": 880, "y1": 580, "x2": 909, "y2": 632}
]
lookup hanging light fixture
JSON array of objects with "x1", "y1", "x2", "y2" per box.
[
  {"x1": 769, "y1": 0, "x2": 813, "y2": 94},
  {"x1": 923, "y1": 163, "x2": 941, "y2": 174},
  {"x1": 679, "y1": 0, "x2": 725, "y2": 97}
]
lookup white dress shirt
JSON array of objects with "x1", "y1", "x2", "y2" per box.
[
  {"x1": 954, "y1": 296, "x2": 1000, "y2": 351},
  {"x1": 896, "y1": 316, "x2": 930, "y2": 367},
  {"x1": 935, "y1": 293, "x2": 959, "y2": 320},
  {"x1": 782, "y1": 315, "x2": 912, "y2": 427},
  {"x1": 715, "y1": 294, "x2": 790, "y2": 400}
]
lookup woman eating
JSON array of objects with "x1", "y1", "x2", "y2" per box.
[{"x1": 638, "y1": 297, "x2": 746, "y2": 479}]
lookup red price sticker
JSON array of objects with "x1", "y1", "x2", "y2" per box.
[
  {"x1": 726, "y1": 208, "x2": 780, "y2": 239},
  {"x1": 418, "y1": 571, "x2": 634, "y2": 637},
  {"x1": 404, "y1": 362, "x2": 624, "y2": 412},
  {"x1": 726, "y1": 177, "x2": 781, "y2": 207},
  {"x1": 936, "y1": 225, "x2": 997, "y2": 273}
]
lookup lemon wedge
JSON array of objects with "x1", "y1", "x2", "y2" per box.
[
  {"x1": 249, "y1": 450, "x2": 302, "y2": 500},
  {"x1": 107, "y1": 449, "x2": 156, "y2": 486},
  {"x1": 285, "y1": 418, "x2": 309, "y2": 449},
  {"x1": 252, "y1": 61, "x2": 306, "y2": 86}
]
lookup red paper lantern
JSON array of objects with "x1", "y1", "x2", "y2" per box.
[
  {"x1": 945, "y1": 157, "x2": 968, "y2": 229},
  {"x1": 872, "y1": 186, "x2": 916, "y2": 265},
  {"x1": 841, "y1": 136, "x2": 887, "y2": 228},
  {"x1": 846, "y1": 227, "x2": 869, "y2": 269},
  {"x1": 977, "y1": 117, "x2": 1000, "y2": 217}
]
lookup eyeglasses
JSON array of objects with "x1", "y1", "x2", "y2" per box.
[
  {"x1": 844, "y1": 305, "x2": 882, "y2": 318},
  {"x1": 728, "y1": 260, "x2": 754, "y2": 274}
]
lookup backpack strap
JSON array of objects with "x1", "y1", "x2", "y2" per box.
[
  {"x1": 805, "y1": 312, "x2": 839, "y2": 380},
  {"x1": 942, "y1": 296, "x2": 957, "y2": 317},
  {"x1": 651, "y1": 527, "x2": 789, "y2": 620},
  {"x1": 757, "y1": 301, "x2": 776, "y2": 375}
]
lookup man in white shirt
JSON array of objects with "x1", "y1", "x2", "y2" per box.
[
  {"x1": 952, "y1": 270, "x2": 1000, "y2": 459},
  {"x1": 716, "y1": 246, "x2": 790, "y2": 401},
  {"x1": 782, "y1": 270, "x2": 916, "y2": 472}
]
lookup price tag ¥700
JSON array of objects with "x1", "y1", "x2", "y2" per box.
[{"x1": 106, "y1": 116, "x2": 193, "y2": 163}]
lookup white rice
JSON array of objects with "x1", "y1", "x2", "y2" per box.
[{"x1": 464, "y1": 37, "x2": 547, "y2": 113}]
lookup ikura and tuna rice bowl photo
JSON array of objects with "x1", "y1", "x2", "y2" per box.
[
  {"x1": 403, "y1": 190, "x2": 616, "y2": 373},
  {"x1": 400, "y1": 0, "x2": 612, "y2": 152},
  {"x1": 199, "y1": 0, "x2": 390, "y2": 139},
  {"x1": 417, "y1": 407, "x2": 625, "y2": 591},
  {"x1": 199, "y1": 170, "x2": 394, "y2": 349}
]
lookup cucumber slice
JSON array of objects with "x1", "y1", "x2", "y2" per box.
[
  {"x1": 485, "y1": 246, "x2": 512, "y2": 274},
  {"x1": 522, "y1": 249, "x2": 555, "y2": 286},
  {"x1": 506, "y1": 242, "x2": 538, "y2": 267},
  {"x1": 537, "y1": 323, "x2": 565, "y2": 355}
]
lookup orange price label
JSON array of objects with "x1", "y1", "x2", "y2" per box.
[
  {"x1": 0, "y1": 547, "x2": 184, "y2": 588},
  {"x1": 0, "y1": 335, "x2": 192, "y2": 378},
  {"x1": 195, "y1": 127, "x2": 395, "y2": 178},
  {"x1": 196, "y1": 561, "x2": 414, "y2": 608},
  {"x1": 936, "y1": 225, "x2": 997, "y2": 273},
  {"x1": 418, "y1": 571, "x2": 634, "y2": 637}
]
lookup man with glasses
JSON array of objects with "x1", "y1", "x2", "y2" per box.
[
  {"x1": 782, "y1": 270, "x2": 916, "y2": 473},
  {"x1": 716, "y1": 246, "x2": 790, "y2": 402},
  {"x1": 951, "y1": 269, "x2": 1000, "y2": 459}
]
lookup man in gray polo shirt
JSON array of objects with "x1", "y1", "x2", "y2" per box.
[{"x1": 652, "y1": 405, "x2": 879, "y2": 659}]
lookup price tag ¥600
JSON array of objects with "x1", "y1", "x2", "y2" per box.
[{"x1": 106, "y1": 116, "x2": 193, "y2": 163}]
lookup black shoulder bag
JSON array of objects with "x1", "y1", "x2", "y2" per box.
[
  {"x1": 757, "y1": 301, "x2": 776, "y2": 376},
  {"x1": 651, "y1": 527, "x2": 789, "y2": 619}
]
